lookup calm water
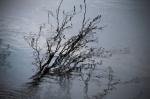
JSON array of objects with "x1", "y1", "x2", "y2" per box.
[{"x1": 0, "y1": 0, "x2": 150, "y2": 99}]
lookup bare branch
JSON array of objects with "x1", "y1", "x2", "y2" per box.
[{"x1": 24, "y1": 0, "x2": 109, "y2": 78}]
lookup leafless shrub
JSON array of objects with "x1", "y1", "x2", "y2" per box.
[{"x1": 24, "y1": 0, "x2": 111, "y2": 79}]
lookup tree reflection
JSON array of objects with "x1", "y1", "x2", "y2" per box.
[
  {"x1": 21, "y1": 65, "x2": 121, "y2": 99},
  {"x1": 92, "y1": 67, "x2": 120, "y2": 99}
]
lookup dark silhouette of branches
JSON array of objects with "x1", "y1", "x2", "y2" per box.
[{"x1": 24, "y1": 0, "x2": 109, "y2": 80}]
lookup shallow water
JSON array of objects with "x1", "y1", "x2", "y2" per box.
[{"x1": 0, "y1": 0, "x2": 150, "y2": 99}]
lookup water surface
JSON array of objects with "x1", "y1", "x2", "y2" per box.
[{"x1": 0, "y1": 0, "x2": 150, "y2": 99}]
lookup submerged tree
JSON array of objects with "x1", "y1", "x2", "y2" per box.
[{"x1": 24, "y1": 0, "x2": 111, "y2": 79}]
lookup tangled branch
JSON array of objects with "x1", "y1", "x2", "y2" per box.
[{"x1": 24, "y1": 0, "x2": 110, "y2": 79}]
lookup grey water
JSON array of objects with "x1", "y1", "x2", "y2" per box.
[{"x1": 0, "y1": 0, "x2": 150, "y2": 99}]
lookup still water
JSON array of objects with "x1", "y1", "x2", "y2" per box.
[{"x1": 0, "y1": 0, "x2": 150, "y2": 99}]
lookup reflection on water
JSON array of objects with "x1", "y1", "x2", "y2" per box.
[
  {"x1": 0, "y1": 0, "x2": 150, "y2": 99},
  {"x1": 0, "y1": 67, "x2": 120, "y2": 99},
  {"x1": 0, "y1": 39, "x2": 11, "y2": 69}
]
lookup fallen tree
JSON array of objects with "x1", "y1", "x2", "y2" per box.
[{"x1": 24, "y1": 0, "x2": 111, "y2": 79}]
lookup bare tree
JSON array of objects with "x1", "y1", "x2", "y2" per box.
[{"x1": 24, "y1": 0, "x2": 110, "y2": 79}]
